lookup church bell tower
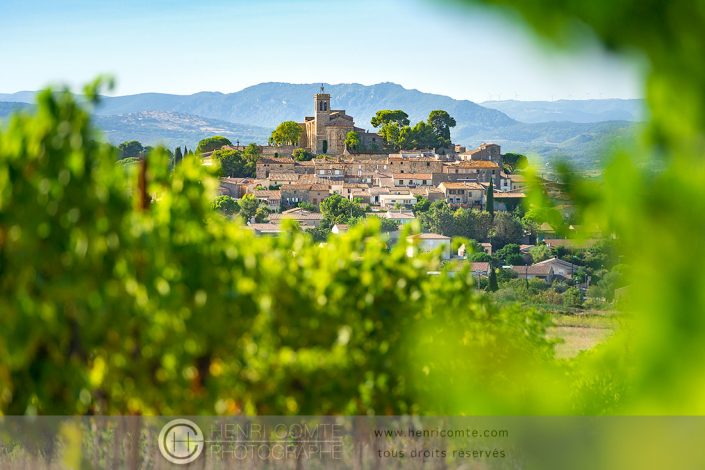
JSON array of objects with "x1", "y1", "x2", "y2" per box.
[{"x1": 314, "y1": 85, "x2": 330, "y2": 153}]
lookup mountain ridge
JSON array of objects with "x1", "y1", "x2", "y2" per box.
[{"x1": 1, "y1": 83, "x2": 637, "y2": 167}]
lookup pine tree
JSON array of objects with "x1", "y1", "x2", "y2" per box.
[
  {"x1": 174, "y1": 146, "x2": 183, "y2": 166},
  {"x1": 486, "y1": 179, "x2": 495, "y2": 219}
]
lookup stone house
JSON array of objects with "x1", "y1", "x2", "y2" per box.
[
  {"x1": 392, "y1": 173, "x2": 434, "y2": 187},
  {"x1": 388, "y1": 156, "x2": 445, "y2": 174},
  {"x1": 256, "y1": 157, "x2": 296, "y2": 178},
  {"x1": 438, "y1": 181, "x2": 485, "y2": 207},
  {"x1": 269, "y1": 208, "x2": 324, "y2": 227},
  {"x1": 442, "y1": 160, "x2": 500, "y2": 185},
  {"x1": 253, "y1": 189, "x2": 282, "y2": 212}
]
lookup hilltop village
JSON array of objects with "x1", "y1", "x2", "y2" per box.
[
  {"x1": 203, "y1": 90, "x2": 526, "y2": 234},
  {"x1": 117, "y1": 87, "x2": 620, "y2": 310}
]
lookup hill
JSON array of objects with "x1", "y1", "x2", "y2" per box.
[
  {"x1": 93, "y1": 112, "x2": 271, "y2": 149},
  {"x1": 0, "y1": 83, "x2": 637, "y2": 166},
  {"x1": 0, "y1": 101, "x2": 33, "y2": 118},
  {"x1": 481, "y1": 98, "x2": 645, "y2": 123}
]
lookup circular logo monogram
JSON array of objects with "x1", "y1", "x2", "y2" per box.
[{"x1": 158, "y1": 418, "x2": 205, "y2": 465}]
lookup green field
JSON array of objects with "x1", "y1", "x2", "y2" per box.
[{"x1": 548, "y1": 311, "x2": 619, "y2": 358}]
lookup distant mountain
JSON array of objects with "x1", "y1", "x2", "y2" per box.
[
  {"x1": 1, "y1": 83, "x2": 637, "y2": 166},
  {"x1": 0, "y1": 101, "x2": 33, "y2": 118},
  {"x1": 481, "y1": 98, "x2": 645, "y2": 123},
  {"x1": 93, "y1": 112, "x2": 271, "y2": 149},
  {"x1": 0, "y1": 91, "x2": 37, "y2": 104}
]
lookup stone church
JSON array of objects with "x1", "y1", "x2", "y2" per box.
[{"x1": 299, "y1": 87, "x2": 382, "y2": 155}]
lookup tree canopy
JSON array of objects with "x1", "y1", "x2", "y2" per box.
[
  {"x1": 370, "y1": 110, "x2": 410, "y2": 128},
  {"x1": 118, "y1": 140, "x2": 144, "y2": 159},
  {"x1": 196, "y1": 135, "x2": 232, "y2": 154},
  {"x1": 211, "y1": 148, "x2": 257, "y2": 178},
  {"x1": 371, "y1": 109, "x2": 457, "y2": 151},
  {"x1": 270, "y1": 121, "x2": 302, "y2": 146}
]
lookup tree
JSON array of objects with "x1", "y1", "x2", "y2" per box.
[
  {"x1": 487, "y1": 267, "x2": 499, "y2": 292},
  {"x1": 118, "y1": 140, "x2": 144, "y2": 159},
  {"x1": 297, "y1": 201, "x2": 316, "y2": 211},
  {"x1": 292, "y1": 148, "x2": 314, "y2": 161},
  {"x1": 378, "y1": 122, "x2": 404, "y2": 150},
  {"x1": 503, "y1": 153, "x2": 528, "y2": 172},
  {"x1": 417, "y1": 200, "x2": 455, "y2": 235},
  {"x1": 366, "y1": 215, "x2": 400, "y2": 233},
  {"x1": 173, "y1": 146, "x2": 183, "y2": 168},
  {"x1": 211, "y1": 195, "x2": 239, "y2": 216},
  {"x1": 270, "y1": 121, "x2": 302, "y2": 146},
  {"x1": 344, "y1": 131, "x2": 361, "y2": 153},
  {"x1": 196, "y1": 136, "x2": 232, "y2": 154},
  {"x1": 486, "y1": 179, "x2": 495, "y2": 218},
  {"x1": 413, "y1": 196, "x2": 431, "y2": 214},
  {"x1": 491, "y1": 212, "x2": 525, "y2": 248},
  {"x1": 529, "y1": 244, "x2": 554, "y2": 263},
  {"x1": 370, "y1": 110, "x2": 410, "y2": 128},
  {"x1": 212, "y1": 149, "x2": 256, "y2": 178},
  {"x1": 242, "y1": 143, "x2": 261, "y2": 161},
  {"x1": 410, "y1": 121, "x2": 438, "y2": 149},
  {"x1": 254, "y1": 206, "x2": 270, "y2": 223},
  {"x1": 494, "y1": 244, "x2": 527, "y2": 266},
  {"x1": 319, "y1": 194, "x2": 365, "y2": 224},
  {"x1": 452, "y1": 208, "x2": 492, "y2": 241},
  {"x1": 427, "y1": 110, "x2": 456, "y2": 148},
  {"x1": 239, "y1": 193, "x2": 261, "y2": 222}
]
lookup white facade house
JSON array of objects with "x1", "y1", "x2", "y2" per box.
[
  {"x1": 381, "y1": 211, "x2": 417, "y2": 225},
  {"x1": 379, "y1": 194, "x2": 417, "y2": 209},
  {"x1": 406, "y1": 233, "x2": 452, "y2": 259}
]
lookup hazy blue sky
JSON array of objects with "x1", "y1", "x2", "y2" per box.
[{"x1": 0, "y1": 0, "x2": 644, "y2": 101}]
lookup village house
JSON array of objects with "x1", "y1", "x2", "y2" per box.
[
  {"x1": 438, "y1": 181, "x2": 485, "y2": 207},
  {"x1": 331, "y1": 224, "x2": 349, "y2": 235},
  {"x1": 458, "y1": 143, "x2": 502, "y2": 162},
  {"x1": 442, "y1": 160, "x2": 500, "y2": 185},
  {"x1": 406, "y1": 233, "x2": 452, "y2": 260},
  {"x1": 253, "y1": 189, "x2": 282, "y2": 212},
  {"x1": 280, "y1": 183, "x2": 330, "y2": 208},
  {"x1": 509, "y1": 174, "x2": 526, "y2": 191},
  {"x1": 379, "y1": 193, "x2": 417, "y2": 209},
  {"x1": 247, "y1": 223, "x2": 284, "y2": 236},
  {"x1": 393, "y1": 173, "x2": 435, "y2": 188},
  {"x1": 218, "y1": 177, "x2": 252, "y2": 198},
  {"x1": 380, "y1": 210, "x2": 417, "y2": 226},
  {"x1": 509, "y1": 264, "x2": 554, "y2": 281},
  {"x1": 533, "y1": 257, "x2": 580, "y2": 280},
  {"x1": 493, "y1": 191, "x2": 526, "y2": 211},
  {"x1": 470, "y1": 261, "x2": 492, "y2": 279},
  {"x1": 388, "y1": 156, "x2": 445, "y2": 174},
  {"x1": 256, "y1": 157, "x2": 296, "y2": 178},
  {"x1": 269, "y1": 207, "x2": 324, "y2": 227}
]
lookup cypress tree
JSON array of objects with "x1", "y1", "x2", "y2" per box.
[
  {"x1": 486, "y1": 179, "x2": 495, "y2": 219},
  {"x1": 174, "y1": 146, "x2": 183, "y2": 165},
  {"x1": 487, "y1": 266, "x2": 498, "y2": 292}
]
